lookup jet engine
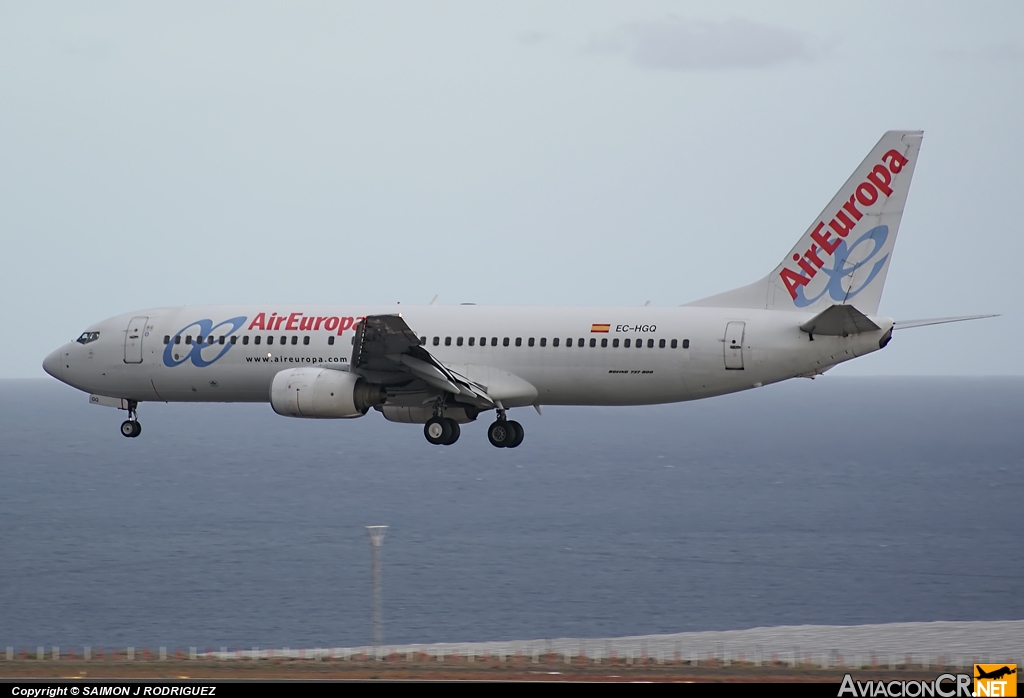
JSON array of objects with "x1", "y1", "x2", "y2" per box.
[{"x1": 270, "y1": 368, "x2": 385, "y2": 418}]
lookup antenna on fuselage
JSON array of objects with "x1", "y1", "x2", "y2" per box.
[{"x1": 429, "y1": 295, "x2": 438, "y2": 305}]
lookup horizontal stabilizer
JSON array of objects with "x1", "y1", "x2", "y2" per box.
[
  {"x1": 800, "y1": 304, "x2": 880, "y2": 336},
  {"x1": 894, "y1": 314, "x2": 999, "y2": 330}
]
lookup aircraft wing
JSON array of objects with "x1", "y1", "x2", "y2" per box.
[{"x1": 348, "y1": 314, "x2": 495, "y2": 407}]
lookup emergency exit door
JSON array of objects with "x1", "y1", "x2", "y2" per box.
[
  {"x1": 723, "y1": 321, "x2": 745, "y2": 370},
  {"x1": 124, "y1": 316, "x2": 148, "y2": 364}
]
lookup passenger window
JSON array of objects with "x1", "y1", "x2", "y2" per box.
[
  {"x1": 491, "y1": 337, "x2": 498, "y2": 346},
  {"x1": 503, "y1": 337, "x2": 510, "y2": 347},
  {"x1": 528, "y1": 338, "x2": 535, "y2": 347},
  {"x1": 515, "y1": 338, "x2": 522, "y2": 347},
  {"x1": 480, "y1": 337, "x2": 487, "y2": 346},
  {"x1": 589, "y1": 338, "x2": 596, "y2": 348},
  {"x1": 254, "y1": 336, "x2": 261, "y2": 346},
  {"x1": 456, "y1": 337, "x2": 463, "y2": 346},
  {"x1": 601, "y1": 338, "x2": 608, "y2": 348},
  {"x1": 659, "y1": 339, "x2": 666, "y2": 348},
  {"x1": 540, "y1": 338, "x2": 547, "y2": 347},
  {"x1": 242, "y1": 336, "x2": 249, "y2": 345},
  {"x1": 671, "y1": 339, "x2": 677, "y2": 349},
  {"x1": 552, "y1": 338, "x2": 559, "y2": 347},
  {"x1": 419, "y1": 336, "x2": 426, "y2": 345},
  {"x1": 613, "y1": 338, "x2": 619, "y2": 348},
  {"x1": 281, "y1": 336, "x2": 287, "y2": 345},
  {"x1": 219, "y1": 336, "x2": 225, "y2": 345},
  {"x1": 175, "y1": 335, "x2": 182, "y2": 345},
  {"x1": 267, "y1": 336, "x2": 274, "y2": 345},
  {"x1": 433, "y1": 337, "x2": 440, "y2": 346},
  {"x1": 163, "y1": 335, "x2": 170, "y2": 345},
  {"x1": 566, "y1": 338, "x2": 573, "y2": 347},
  {"x1": 328, "y1": 336, "x2": 335, "y2": 346},
  {"x1": 290, "y1": 336, "x2": 296, "y2": 345},
  {"x1": 196, "y1": 335, "x2": 203, "y2": 344},
  {"x1": 648, "y1": 339, "x2": 655, "y2": 348},
  {"x1": 682, "y1": 339, "x2": 690, "y2": 349},
  {"x1": 231, "y1": 336, "x2": 237, "y2": 345},
  {"x1": 637, "y1": 339, "x2": 643, "y2": 348},
  {"x1": 185, "y1": 335, "x2": 193, "y2": 345},
  {"x1": 623, "y1": 339, "x2": 630, "y2": 348},
  {"x1": 303, "y1": 336, "x2": 310, "y2": 345},
  {"x1": 445, "y1": 337, "x2": 452, "y2": 346},
  {"x1": 468, "y1": 337, "x2": 475, "y2": 346},
  {"x1": 207, "y1": 336, "x2": 214, "y2": 345}
]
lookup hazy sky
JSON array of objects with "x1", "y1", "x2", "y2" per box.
[{"x1": 2, "y1": 2, "x2": 1022, "y2": 378}]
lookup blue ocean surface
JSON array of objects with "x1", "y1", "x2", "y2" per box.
[{"x1": 0, "y1": 377, "x2": 1021, "y2": 649}]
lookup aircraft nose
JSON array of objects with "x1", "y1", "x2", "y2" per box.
[{"x1": 42, "y1": 347, "x2": 64, "y2": 380}]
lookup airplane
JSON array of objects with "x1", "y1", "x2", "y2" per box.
[
  {"x1": 42, "y1": 131, "x2": 995, "y2": 448},
  {"x1": 975, "y1": 666, "x2": 1017, "y2": 681}
]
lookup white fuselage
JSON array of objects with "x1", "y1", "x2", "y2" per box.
[{"x1": 44, "y1": 304, "x2": 892, "y2": 408}]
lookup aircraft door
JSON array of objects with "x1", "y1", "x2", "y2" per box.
[
  {"x1": 124, "y1": 316, "x2": 148, "y2": 364},
  {"x1": 723, "y1": 321, "x2": 745, "y2": 370}
]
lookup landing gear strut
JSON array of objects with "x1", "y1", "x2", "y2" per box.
[
  {"x1": 120, "y1": 400, "x2": 142, "y2": 438},
  {"x1": 487, "y1": 411, "x2": 524, "y2": 449}
]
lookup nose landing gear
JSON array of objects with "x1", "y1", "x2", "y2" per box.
[{"x1": 120, "y1": 400, "x2": 142, "y2": 438}]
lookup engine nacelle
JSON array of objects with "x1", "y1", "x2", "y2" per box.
[
  {"x1": 270, "y1": 368, "x2": 385, "y2": 419},
  {"x1": 378, "y1": 405, "x2": 479, "y2": 424}
]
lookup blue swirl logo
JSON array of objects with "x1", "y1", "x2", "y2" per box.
[
  {"x1": 163, "y1": 316, "x2": 247, "y2": 367},
  {"x1": 793, "y1": 226, "x2": 889, "y2": 308}
]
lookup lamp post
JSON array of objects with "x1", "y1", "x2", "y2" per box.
[{"x1": 364, "y1": 525, "x2": 388, "y2": 648}]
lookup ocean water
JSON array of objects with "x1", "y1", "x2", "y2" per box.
[{"x1": 0, "y1": 377, "x2": 1021, "y2": 649}]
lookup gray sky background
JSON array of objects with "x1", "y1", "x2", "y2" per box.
[{"x1": 2, "y1": 1, "x2": 1021, "y2": 378}]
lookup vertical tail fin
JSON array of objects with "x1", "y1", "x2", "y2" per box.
[{"x1": 688, "y1": 130, "x2": 923, "y2": 315}]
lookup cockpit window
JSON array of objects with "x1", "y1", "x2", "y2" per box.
[{"x1": 76, "y1": 332, "x2": 100, "y2": 345}]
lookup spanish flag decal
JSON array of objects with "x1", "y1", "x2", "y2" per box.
[{"x1": 591, "y1": 323, "x2": 611, "y2": 333}]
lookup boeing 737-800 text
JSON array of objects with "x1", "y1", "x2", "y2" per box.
[{"x1": 42, "y1": 131, "x2": 992, "y2": 448}]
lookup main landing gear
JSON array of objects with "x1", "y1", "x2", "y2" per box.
[
  {"x1": 120, "y1": 400, "x2": 142, "y2": 438},
  {"x1": 424, "y1": 416, "x2": 461, "y2": 446},
  {"x1": 421, "y1": 403, "x2": 525, "y2": 448},
  {"x1": 487, "y1": 412, "x2": 524, "y2": 449}
]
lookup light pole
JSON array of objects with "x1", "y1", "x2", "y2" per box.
[{"x1": 364, "y1": 525, "x2": 388, "y2": 648}]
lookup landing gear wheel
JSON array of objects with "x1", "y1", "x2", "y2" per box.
[
  {"x1": 443, "y1": 419, "x2": 460, "y2": 445},
  {"x1": 120, "y1": 420, "x2": 141, "y2": 438},
  {"x1": 424, "y1": 416, "x2": 453, "y2": 445},
  {"x1": 505, "y1": 420, "x2": 524, "y2": 448},
  {"x1": 487, "y1": 420, "x2": 511, "y2": 448}
]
